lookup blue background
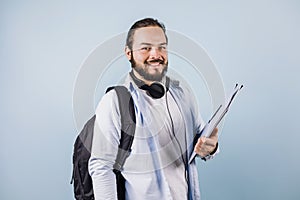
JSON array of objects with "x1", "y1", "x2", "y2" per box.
[{"x1": 1, "y1": 0, "x2": 299, "y2": 199}]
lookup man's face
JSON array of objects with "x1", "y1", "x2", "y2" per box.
[{"x1": 126, "y1": 26, "x2": 168, "y2": 82}]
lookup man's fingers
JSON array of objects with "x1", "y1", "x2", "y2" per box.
[
  {"x1": 210, "y1": 127, "x2": 218, "y2": 138},
  {"x1": 194, "y1": 137, "x2": 206, "y2": 157},
  {"x1": 203, "y1": 138, "x2": 217, "y2": 147},
  {"x1": 194, "y1": 133, "x2": 218, "y2": 157}
]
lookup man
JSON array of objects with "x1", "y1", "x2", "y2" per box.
[{"x1": 89, "y1": 18, "x2": 219, "y2": 200}]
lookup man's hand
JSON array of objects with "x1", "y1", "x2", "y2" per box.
[{"x1": 194, "y1": 128, "x2": 218, "y2": 158}]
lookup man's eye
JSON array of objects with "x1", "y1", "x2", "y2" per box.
[{"x1": 141, "y1": 47, "x2": 151, "y2": 51}]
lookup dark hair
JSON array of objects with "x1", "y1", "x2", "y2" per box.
[{"x1": 126, "y1": 18, "x2": 168, "y2": 50}]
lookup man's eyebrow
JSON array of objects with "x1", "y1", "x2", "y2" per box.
[{"x1": 139, "y1": 42, "x2": 167, "y2": 46}]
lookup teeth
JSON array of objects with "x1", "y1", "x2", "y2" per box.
[
  {"x1": 146, "y1": 60, "x2": 163, "y2": 66},
  {"x1": 150, "y1": 63, "x2": 160, "y2": 66}
]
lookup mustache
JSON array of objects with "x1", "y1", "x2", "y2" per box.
[{"x1": 145, "y1": 59, "x2": 165, "y2": 64}]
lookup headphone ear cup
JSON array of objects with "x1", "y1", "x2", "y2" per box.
[
  {"x1": 149, "y1": 83, "x2": 165, "y2": 99},
  {"x1": 141, "y1": 82, "x2": 165, "y2": 99}
]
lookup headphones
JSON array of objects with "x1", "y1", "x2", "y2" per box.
[{"x1": 130, "y1": 71, "x2": 170, "y2": 99}]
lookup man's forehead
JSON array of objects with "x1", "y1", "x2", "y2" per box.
[{"x1": 133, "y1": 27, "x2": 167, "y2": 45}]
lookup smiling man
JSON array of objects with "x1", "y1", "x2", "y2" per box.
[{"x1": 89, "y1": 18, "x2": 219, "y2": 200}]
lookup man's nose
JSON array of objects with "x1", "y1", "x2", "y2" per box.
[{"x1": 149, "y1": 47, "x2": 161, "y2": 58}]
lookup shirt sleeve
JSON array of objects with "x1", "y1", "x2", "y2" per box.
[{"x1": 88, "y1": 90, "x2": 121, "y2": 200}]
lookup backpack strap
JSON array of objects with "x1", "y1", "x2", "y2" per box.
[
  {"x1": 109, "y1": 86, "x2": 136, "y2": 200},
  {"x1": 106, "y1": 86, "x2": 136, "y2": 172}
]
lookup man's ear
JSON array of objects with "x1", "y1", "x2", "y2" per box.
[{"x1": 125, "y1": 46, "x2": 132, "y2": 61}]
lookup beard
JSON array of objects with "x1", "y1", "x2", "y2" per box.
[{"x1": 131, "y1": 56, "x2": 168, "y2": 82}]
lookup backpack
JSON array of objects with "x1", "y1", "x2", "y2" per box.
[{"x1": 70, "y1": 86, "x2": 136, "y2": 200}]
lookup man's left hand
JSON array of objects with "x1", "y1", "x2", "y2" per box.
[{"x1": 194, "y1": 128, "x2": 218, "y2": 158}]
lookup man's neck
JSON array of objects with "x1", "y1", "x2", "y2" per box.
[{"x1": 132, "y1": 69, "x2": 154, "y2": 86}]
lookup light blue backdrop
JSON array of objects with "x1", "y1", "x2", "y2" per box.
[{"x1": 1, "y1": 0, "x2": 299, "y2": 199}]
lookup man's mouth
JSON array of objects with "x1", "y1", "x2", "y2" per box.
[{"x1": 146, "y1": 59, "x2": 164, "y2": 66}]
